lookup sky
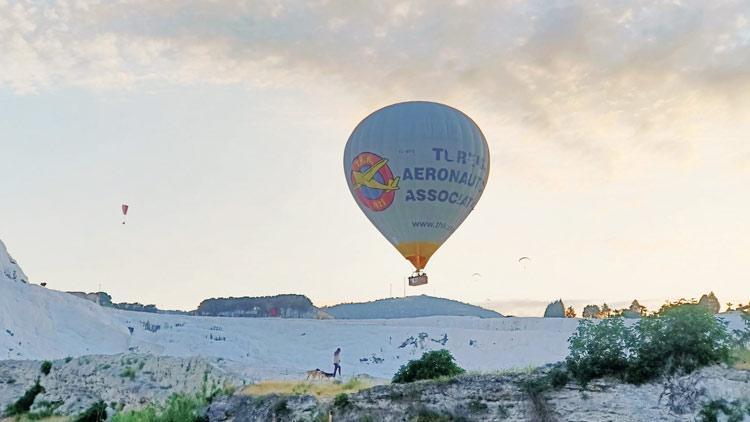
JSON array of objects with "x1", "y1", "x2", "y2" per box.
[{"x1": 2, "y1": 0, "x2": 750, "y2": 316}]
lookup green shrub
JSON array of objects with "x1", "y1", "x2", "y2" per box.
[
  {"x1": 111, "y1": 406, "x2": 157, "y2": 422},
  {"x1": 547, "y1": 367, "x2": 570, "y2": 388},
  {"x1": 656, "y1": 298, "x2": 698, "y2": 315},
  {"x1": 734, "y1": 311, "x2": 750, "y2": 347},
  {"x1": 74, "y1": 400, "x2": 107, "y2": 422},
  {"x1": 25, "y1": 400, "x2": 63, "y2": 420},
  {"x1": 5, "y1": 379, "x2": 45, "y2": 416},
  {"x1": 521, "y1": 376, "x2": 550, "y2": 396},
  {"x1": 273, "y1": 398, "x2": 290, "y2": 416},
  {"x1": 467, "y1": 399, "x2": 487, "y2": 413},
  {"x1": 112, "y1": 393, "x2": 208, "y2": 422},
  {"x1": 566, "y1": 318, "x2": 634, "y2": 385},
  {"x1": 627, "y1": 305, "x2": 733, "y2": 383},
  {"x1": 112, "y1": 376, "x2": 223, "y2": 422},
  {"x1": 411, "y1": 407, "x2": 453, "y2": 422},
  {"x1": 392, "y1": 350, "x2": 465, "y2": 383},
  {"x1": 121, "y1": 367, "x2": 136, "y2": 380},
  {"x1": 697, "y1": 399, "x2": 750, "y2": 422},
  {"x1": 566, "y1": 304, "x2": 737, "y2": 385},
  {"x1": 157, "y1": 394, "x2": 209, "y2": 422},
  {"x1": 333, "y1": 393, "x2": 350, "y2": 409},
  {"x1": 40, "y1": 361, "x2": 52, "y2": 376}
]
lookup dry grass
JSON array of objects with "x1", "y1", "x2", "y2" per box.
[
  {"x1": 732, "y1": 348, "x2": 750, "y2": 370},
  {"x1": 241, "y1": 377, "x2": 376, "y2": 398}
]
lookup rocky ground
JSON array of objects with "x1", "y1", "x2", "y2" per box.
[
  {"x1": 208, "y1": 365, "x2": 750, "y2": 421},
  {"x1": 1, "y1": 356, "x2": 749, "y2": 421},
  {"x1": 0, "y1": 354, "x2": 247, "y2": 416}
]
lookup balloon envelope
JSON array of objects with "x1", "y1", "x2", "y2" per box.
[
  {"x1": 122, "y1": 204, "x2": 129, "y2": 215},
  {"x1": 343, "y1": 101, "x2": 490, "y2": 270}
]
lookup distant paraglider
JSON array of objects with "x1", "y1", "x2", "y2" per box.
[
  {"x1": 472, "y1": 272, "x2": 482, "y2": 281},
  {"x1": 518, "y1": 256, "x2": 530, "y2": 269},
  {"x1": 121, "y1": 204, "x2": 129, "y2": 225},
  {"x1": 344, "y1": 101, "x2": 491, "y2": 286}
]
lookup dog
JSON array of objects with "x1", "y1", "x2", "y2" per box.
[{"x1": 305, "y1": 368, "x2": 335, "y2": 380}]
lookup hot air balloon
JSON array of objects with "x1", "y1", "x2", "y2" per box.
[
  {"x1": 121, "y1": 204, "x2": 129, "y2": 225},
  {"x1": 344, "y1": 101, "x2": 490, "y2": 285}
]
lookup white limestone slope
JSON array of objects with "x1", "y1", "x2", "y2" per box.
[
  {"x1": 1, "y1": 239, "x2": 131, "y2": 359},
  {"x1": 0, "y1": 239, "x2": 27, "y2": 284},
  {"x1": 1, "y1": 237, "x2": 746, "y2": 382}
]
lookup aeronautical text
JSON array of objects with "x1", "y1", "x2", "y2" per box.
[{"x1": 402, "y1": 147, "x2": 488, "y2": 209}]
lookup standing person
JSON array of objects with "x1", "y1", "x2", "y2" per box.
[{"x1": 333, "y1": 348, "x2": 341, "y2": 378}]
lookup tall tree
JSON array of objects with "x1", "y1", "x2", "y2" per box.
[
  {"x1": 565, "y1": 306, "x2": 577, "y2": 318},
  {"x1": 582, "y1": 304, "x2": 601, "y2": 318}
]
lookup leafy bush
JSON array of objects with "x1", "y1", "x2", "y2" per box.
[
  {"x1": 656, "y1": 298, "x2": 698, "y2": 314},
  {"x1": 392, "y1": 350, "x2": 465, "y2": 383},
  {"x1": 121, "y1": 367, "x2": 136, "y2": 380},
  {"x1": 566, "y1": 318, "x2": 634, "y2": 385},
  {"x1": 112, "y1": 377, "x2": 225, "y2": 422},
  {"x1": 521, "y1": 375, "x2": 551, "y2": 396},
  {"x1": 25, "y1": 399, "x2": 63, "y2": 420},
  {"x1": 627, "y1": 305, "x2": 733, "y2": 383},
  {"x1": 734, "y1": 311, "x2": 750, "y2": 347},
  {"x1": 74, "y1": 400, "x2": 107, "y2": 422},
  {"x1": 697, "y1": 399, "x2": 750, "y2": 422},
  {"x1": 547, "y1": 367, "x2": 570, "y2": 388},
  {"x1": 5, "y1": 379, "x2": 45, "y2": 416},
  {"x1": 40, "y1": 361, "x2": 52, "y2": 376},
  {"x1": 333, "y1": 393, "x2": 350, "y2": 409},
  {"x1": 467, "y1": 399, "x2": 487, "y2": 413},
  {"x1": 111, "y1": 406, "x2": 157, "y2": 422},
  {"x1": 566, "y1": 304, "x2": 738, "y2": 385},
  {"x1": 410, "y1": 407, "x2": 453, "y2": 422},
  {"x1": 112, "y1": 393, "x2": 208, "y2": 422},
  {"x1": 272, "y1": 398, "x2": 290, "y2": 416}
]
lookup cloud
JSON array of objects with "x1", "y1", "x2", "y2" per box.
[{"x1": 3, "y1": 0, "x2": 750, "y2": 178}]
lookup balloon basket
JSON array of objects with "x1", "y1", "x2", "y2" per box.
[{"x1": 408, "y1": 272, "x2": 428, "y2": 286}]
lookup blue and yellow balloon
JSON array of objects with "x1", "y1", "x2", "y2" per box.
[{"x1": 344, "y1": 101, "x2": 490, "y2": 280}]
